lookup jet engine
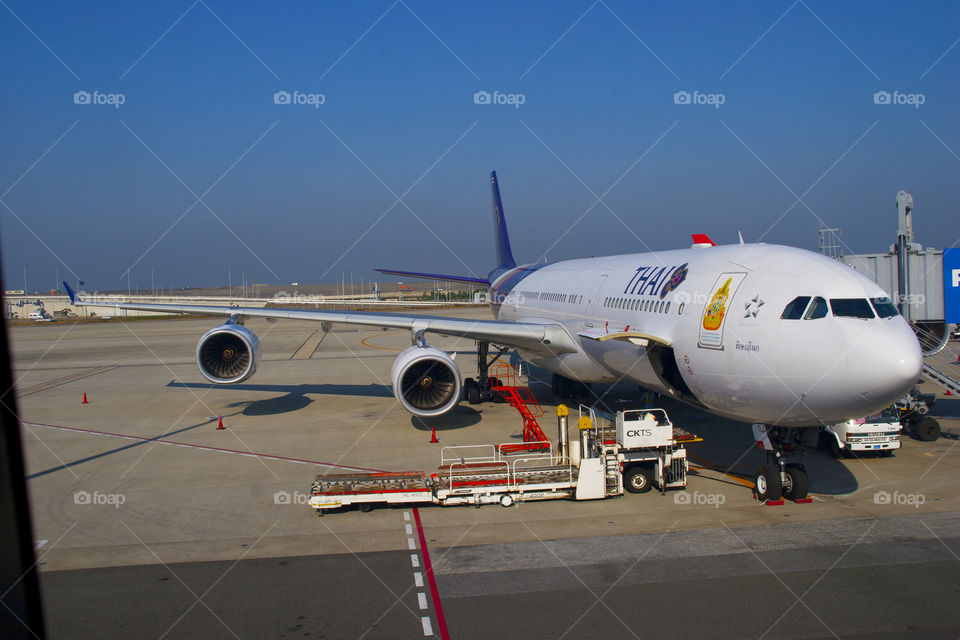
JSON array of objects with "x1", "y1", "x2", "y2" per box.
[
  {"x1": 391, "y1": 346, "x2": 462, "y2": 417},
  {"x1": 196, "y1": 324, "x2": 260, "y2": 384}
]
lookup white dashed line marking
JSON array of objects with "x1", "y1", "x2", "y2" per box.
[{"x1": 405, "y1": 511, "x2": 435, "y2": 636}]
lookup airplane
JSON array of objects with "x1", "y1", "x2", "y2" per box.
[{"x1": 63, "y1": 171, "x2": 923, "y2": 502}]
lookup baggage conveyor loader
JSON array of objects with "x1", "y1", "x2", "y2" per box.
[{"x1": 308, "y1": 405, "x2": 701, "y2": 514}]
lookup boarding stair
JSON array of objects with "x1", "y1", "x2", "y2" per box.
[
  {"x1": 922, "y1": 363, "x2": 960, "y2": 396},
  {"x1": 489, "y1": 363, "x2": 550, "y2": 454}
]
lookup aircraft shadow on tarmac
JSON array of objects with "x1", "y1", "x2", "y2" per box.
[
  {"x1": 165, "y1": 375, "x2": 865, "y2": 495},
  {"x1": 167, "y1": 381, "x2": 392, "y2": 416},
  {"x1": 410, "y1": 406, "x2": 483, "y2": 431},
  {"x1": 523, "y1": 373, "x2": 862, "y2": 497}
]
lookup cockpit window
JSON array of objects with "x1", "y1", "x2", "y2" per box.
[
  {"x1": 780, "y1": 296, "x2": 811, "y2": 320},
  {"x1": 830, "y1": 298, "x2": 875, "y2": 319},
  {"x1": 870, "y1": 297, "x2": 899, "y2": 318},
  {"x1": 804, "y1": 296, "x2": 828, "y2": 320}
]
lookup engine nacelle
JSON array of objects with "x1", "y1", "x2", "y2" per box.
[
  {"x1": 391, "y1": 346, "x2": 462, "y2": 417},
  {"x1": 196, "y1": 324, "x2": 260, "y2": 384}
]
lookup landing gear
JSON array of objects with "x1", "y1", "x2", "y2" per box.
[
  {"x1": 464, "y1": 378, "x2": 481, "y2": 404},
  {"x1": 782, "y1": 464, "x2": 809, "y2": 501},
  {"x1": 911, "y1": 416, "x2": 941, "y2": 442},
  {"x1": 753, "y1": 425, "x2": 813, "y2": 502},
  {"x1": 463, "y1": 342, "x2": 510, "y2": 404},
  {"x1": 754, "y1": 464, "x2": 782, "y2": 501}
]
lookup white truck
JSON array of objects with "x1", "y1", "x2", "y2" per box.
[
  {"x1": 820, "y1": 408, "x2": 901, "y2": 458},
  {"x1": 578, "y1": 405, "x2": 698, "y2": 494},
  {"x1": 307, "y1": 405, "x2": 700, "y2": 514}
]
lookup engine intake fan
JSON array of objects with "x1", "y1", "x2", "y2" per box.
[
  {"x1": 391, "y1": 346, "x2": 462, "y2": 417},
  {"x1": 196, "y1": 324, "x2": 260, "y2": 384}
]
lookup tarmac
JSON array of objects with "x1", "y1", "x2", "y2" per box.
[{"x1": 8, "y1": 309, "x2": 960, "y2": 639}]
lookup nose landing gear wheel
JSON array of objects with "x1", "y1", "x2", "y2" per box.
[
  {"x1": 754, "y1": 464, "x2": 782, "y2": 501},
  {"x1": 782, "y1": 465, "x2": 809, "y2": 500}
]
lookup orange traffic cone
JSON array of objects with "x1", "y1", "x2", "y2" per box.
[
  {"x1": 946, "y1": 390, "x2": 953, "y2": 396},
  {"x1": 216, "y1": 416, "x2": 225, "y2": 430},
  {"x1": 429, "y1": 426, "x2": 439, "y2": 443},
  {"x1": 82, "y1": 392, "x2": 88, "y2": 404}
]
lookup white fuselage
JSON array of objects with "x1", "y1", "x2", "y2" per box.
[{"x1": 490, "y1": 243, "x2": 922, "y2": 427}]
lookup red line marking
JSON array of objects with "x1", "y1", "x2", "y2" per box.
[
  {"x1": 23, "y1": 421, "x2": 385, "y2": 473},
  {"x1": 413, "y1": 508, "x2": 449, "y2": 640}
]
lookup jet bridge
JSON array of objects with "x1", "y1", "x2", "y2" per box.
[{"x1": 841, "y1": 190, "x2": 959, "y2": 356}]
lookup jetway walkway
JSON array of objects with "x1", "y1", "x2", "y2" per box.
[{"x1": 922, "y1": 363, "x2": 960, "y2": 396}]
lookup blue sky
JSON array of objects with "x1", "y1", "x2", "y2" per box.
[{"x1": 2, "y1": 1, "x2": 958, "y2": 292}]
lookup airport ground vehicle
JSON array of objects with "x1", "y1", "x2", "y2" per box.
[
  {"x1": 307, "y1": 406, "x2": 700, "y2": 514},
  {"x1": 894, "y1": 387, "x2": 940, "y2": 441},
  {"x1": 820, "y1": 409, "x2": 901, "y2": 458}
]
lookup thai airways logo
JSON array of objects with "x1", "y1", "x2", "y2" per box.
[
  {"x1": 659, "y1": 263, "x2": 688, "y2": 299},
  {"x1": 624, "y1": 264, "x2": 689, "y2": 298}
]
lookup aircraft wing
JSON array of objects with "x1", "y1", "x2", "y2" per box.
[{"x1": 64, "y1": 283, "x2": 578, "y2": 357}]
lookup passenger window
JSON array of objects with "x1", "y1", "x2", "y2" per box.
[
  {"x1": 780, "y1": 296, "x2": 811, "y2": 320},
  {"x1": 804, "y1": 297, "x2": 828, "y2": 320},
  {"x1": 830, "y1": 298, "x2": 875, "y2": 319},
  {"x1": 870, "y1": 297, "x2": 898, "y2": 318}
]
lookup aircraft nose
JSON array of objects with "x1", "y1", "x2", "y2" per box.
[
  {"x1": 855, "y1": 322, "x2": 923, "y2": 405},
  {"x1": 892, "y1": 339, "x2": 923, "y2": 385}
]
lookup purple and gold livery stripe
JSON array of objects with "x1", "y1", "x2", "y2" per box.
[{"x1": 488, "y1": 263, "x2": 550, "y2": 305}]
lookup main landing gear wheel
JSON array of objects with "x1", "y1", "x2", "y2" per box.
[
  {"x1": 489, "y1": 377, "x2": 504, "y2": 402},
  {"x1": 464, "y1": 378, "x2": 481, "y2": 404},
  {"x1": 782, "y1": 464, "x2": 809, "y2": 500},
  {"x1": 754, "y1": 464, "x2": 782, "y2": 501},
  {"x1": 624, "y1": 466, "x2": 654, "y2": 494},
  {"x1": 822, "y1": 432, "x2": 842, "y2": 459},
  {"x1": 914, "y1": 417, "x2": 941, "y2": 442}
]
